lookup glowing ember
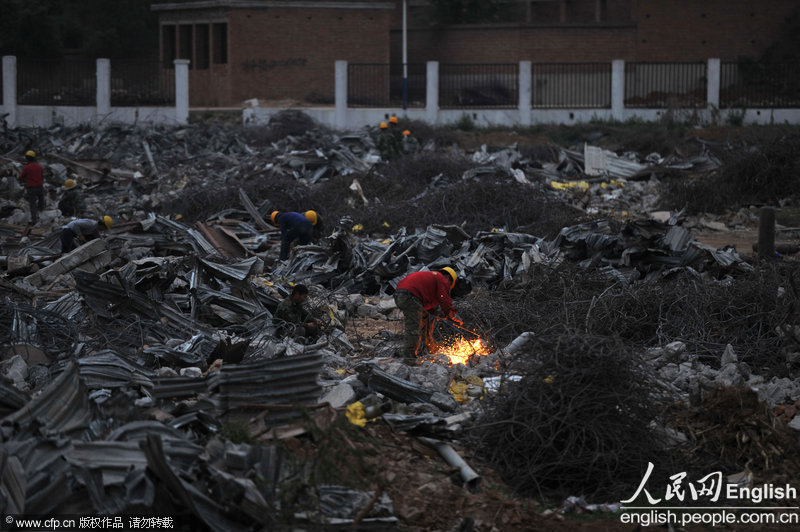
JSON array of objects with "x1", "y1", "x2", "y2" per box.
[{"x1": 428, "y1": 336, "x2": 492, "y2": 366}]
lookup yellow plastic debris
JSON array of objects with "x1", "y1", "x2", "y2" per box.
[
  {"x1": 352, "y1": 224, "x2": 363, "y2": 232},
  {"x1": 380, "y1": 239, "x2": 391, "y2": 245},
  {"x1": 449, "y1": 380, "x2": 469, "y2": 403},
  {"x1": 175, "y1": 214, "x2": 183, "y2": 220},
  {"x1": 550, "y1": 180, "x2": 589, "y2": 191},
  {"x1": 345, "y1": 402, "x2": 367, "y2": 427},
  {"x1": 382, "y1": 221, "x2": 390, "y2": 228},
  {"x1": 543, "y1": 375, "x2": 555, "y2": 385},
  {"x1": 450, "y1": 375, "x2": 485, "y2": 403}
]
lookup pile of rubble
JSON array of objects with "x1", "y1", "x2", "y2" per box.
[{"x1": 1, "y1": 118, "x2": 798, "y2": 527}]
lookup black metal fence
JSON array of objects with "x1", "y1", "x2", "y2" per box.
[
  {"x1": 348, "y1": 63, "x2": 426, "y2": 108},
  {"x1": 440, "y1": 63, "x2": 518, "y2": 108},
  {"x1": 531, "y1": 63, "x2": 611, "y2": 108},
  {"x1": 111, "y1": 59, "x2": 175, "y2": 106},
  {"x1": 720, "y1": 61, "x2": 800, "y2": 109},
  {"x1": 17, "y1": 58, "x2": 96, "y2": 106},
  {"x1": 624, "y1": 62, "x2": 706, "y2": 108}
]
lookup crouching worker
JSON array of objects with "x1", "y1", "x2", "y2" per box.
[
  {"x1": 393, "y1": 267, "x2": 461, "y2": 362},
  {"x1": 58, "y1": 177, "x2": 85, "y2": 217},
  {"x1": 60, "y1": 216, "x2": 113, "y2": 254},
  {"x1": 273, "y1": 284, "x2": 322, "y2": 340}
]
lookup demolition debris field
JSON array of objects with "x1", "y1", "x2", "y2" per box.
[{"x1": 2, "y1": 114, "x2": 800, "y2": 531}]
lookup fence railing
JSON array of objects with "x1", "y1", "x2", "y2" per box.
[
  {"x1": 111, "y1": 59, "x2": 175, "y2": 106},
  {"x1": 440, "y1": 63, "x2": 518, "y2": 109},
  {"x1": 720, "y1": 62, "x2": 800, "y2": 109},
  {"x1": 531, "y1": 63, "x2": 611, "y2": 108},
  {"x1": 624, "y1": 62, "x2": 707, "y2": 108},
  {"x1": 17, "y1": 58, "x2": 97, "y2": 106},
  {"x1": 348, "y1": 63, "x2": 426, "y2": 108}
]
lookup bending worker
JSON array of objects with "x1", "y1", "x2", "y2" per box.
[
  {"x1": 18, "y1": 150, "x2": 45, "y2": 225},
  {"x1": 393, "y1": 267, "x2": 461, "y2": 362},
  {"x1": 270, "y1": 210, "x2": 320, "y2": 261},
  {"x1": 60, "y1": 216, "x2": 113, "y2": 254}
]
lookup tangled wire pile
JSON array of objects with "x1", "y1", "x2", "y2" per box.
[
  {"x1": 462, "y1": 262, "x2": 799, "y2": 372},
  {"x1": 659, "y1": 134, "x2": 800, "y2": 213},
  {"x1": 469, "y1": 329, "x2": 669, "y2": 501},
  {"x1": 666, "y1": 386, "x2": 800, "y2": 487}
]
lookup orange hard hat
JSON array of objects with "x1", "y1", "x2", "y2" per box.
[
  {"x1": 389, "y1": 116, "x2": 399, "y2": 124},
  {"x1": 304, "y1": 210, "x2": 318, "y2": 226},
  {"x1": 270, "y1": 211, "x2": 280, "y2": 225},
  {"x1": 402, "y1": 130, "x2": 411, "y2": 136},
  {"x1": 379, "y1": 122, "x2": 388, "y2": 129}
]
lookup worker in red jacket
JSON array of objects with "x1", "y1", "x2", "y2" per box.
[
  {"x1": 393, "y1": 267, "x2": 462, "y2": 362},
  {"x1": 18, "y1": 150, "x2": 45, "y2": 225}
]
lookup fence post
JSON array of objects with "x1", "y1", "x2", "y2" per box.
[
  {"x1": 758, "y1": 206, "x2": 776, "y2": 261},
  {"x1": 174, "y1": 59, "x2": 190, "y2": 125},
  {"x1": 96, "y1": 58, "x2": 111, "y2": 125},
  {"x1": 426, "y1": 61, "x2": 439, "y2": 125},
  {"x1": 707, "y1": 58, "x2": 720, "y2": 109},
  {"x1": 519, "y1": 60, "x2": 532, "y2": 127},
  {"x1": 611, "y1": 59, "x2": 624, "y2": 121},
  {"x1": 335, "y1": 60, "x2": 347, "y2": 130},
  {"x1": 2, "y1": 56, "x2": 17, "y2": 128},
  {"x1": 611, "y1": 59, "x2": 625, "y2": 121}
]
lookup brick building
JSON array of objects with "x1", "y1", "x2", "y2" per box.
[
  {"x1": 391, "y1": 0, "x2": 797, "y2": 64},
  {"x1": 153, "y1": 0, "x2": 796, "y2": 107},
  {"x1": 152, "y1": 1, "x2": 393, "y2": 107}
]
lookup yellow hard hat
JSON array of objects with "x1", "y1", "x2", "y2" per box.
[
  {"x1": 379, "y1": 122, "x2": 388, "y2": 129},
  {"x1": 402, "y1": 130, "x2": 411, "y2": 136},
  {"x1": 441, "y1": 267, "x2": 457, "y2": 289},
  {"x1": 389, "y1": 116, "x2": 399, "y2": 124},
  {"x1": 63, "y1": 179, "x2": 77, "y2": 190},
  {"x1": 25, "y1": 150, "x2": 36, "y2": 158},
  {"x1": 304, "y1": 210, "x2": 318, "y2": 226},
  {"x1": 270, "y1": 211, "x2": 280, "y2": 225},
  {"x1": 102, "y1": 216, "x2": 114, "y2": 229}
]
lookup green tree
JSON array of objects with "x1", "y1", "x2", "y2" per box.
[{"x1": 0, "y1": 0, "x2": 157, "y2": 59}]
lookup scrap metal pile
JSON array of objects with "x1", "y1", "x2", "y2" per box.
[{"x1": 0, "y1": 117, "x2": 797, "y2": 527}]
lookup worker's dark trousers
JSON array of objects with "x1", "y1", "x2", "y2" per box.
[
  {"x1": 60, "y1": 228, "x2": 78, "y2": 253},
  {"x1": 25, "y1": 186, "x2": 45, "y2": 224},
  {"x1": 280, "y1": 224, "x2": 315, "y2": 260},
  {"x1": 393, "y1": 289, "x2": 429, "y2": 359}
]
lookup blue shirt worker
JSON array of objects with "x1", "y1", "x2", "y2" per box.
[
  {"x1": 60, "y1": 216, "x2": 113, "y2": 254},
  {"x1": 270, "y1": 210, "x2": 320, "y2": 261}
]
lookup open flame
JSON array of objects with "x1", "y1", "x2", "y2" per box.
[{"x1": 427, "y1": 335, "x2": 492, "y2": 366}]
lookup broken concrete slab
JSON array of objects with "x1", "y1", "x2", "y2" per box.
[{"x1": 24, "y1": 238, "x2": 111, "y2": 287}]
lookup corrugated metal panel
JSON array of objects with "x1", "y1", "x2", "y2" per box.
[
  {"x1": 217, "y1": 353, "x2": 322, "y2": 413},
  {"x1": 77, "y1": 350, "x2": 154, "y2": 389},
  {"x1": 3, "y1": 362, "x2": 94, "y2": 438}
]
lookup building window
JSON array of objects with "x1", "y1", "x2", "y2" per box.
[
  {"x1": 213, "y1": 23, "x2": 228, "y2": 65},
  {"x1": 162, "y1": 25, "x2": 176, "y2": 64},
  {"x1": 195, "y1": 24, "x2": 210, "y2": 69},
  {"x1": 179, "y1": 24, "x2": 193, "y2": 68}
]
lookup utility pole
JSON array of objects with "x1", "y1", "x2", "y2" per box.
[{"x1": 402, "y1": 0, "x2": 408, "y2": 110}]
